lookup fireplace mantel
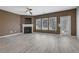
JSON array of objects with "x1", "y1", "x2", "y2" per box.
[{"x1": 22, "y1": 24, "x2": 33, "y2": 33}]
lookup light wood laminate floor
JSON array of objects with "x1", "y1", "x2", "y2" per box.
[{"x1": 0, "y1": 32, "x2": 79, "y2": 53}]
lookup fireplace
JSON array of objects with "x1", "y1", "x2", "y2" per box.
[
  {"x1": 24, "y1": 27, "x2": 32, "y2": 33},
  {"x1": 22, "y1": 24, "x2": 33, "y2": 33}
]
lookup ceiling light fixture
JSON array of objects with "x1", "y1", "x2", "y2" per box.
[{"x1": 25, "y1": 7, "x2": 32, "y2": 16}]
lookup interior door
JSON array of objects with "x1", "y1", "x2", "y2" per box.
[{"x1": 60, "y1": 16, "x2": 71, "y2": 35}]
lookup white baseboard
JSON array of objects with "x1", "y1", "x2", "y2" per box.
[{"x1": 0, "y1": 33, "x2": 21, "y2": 38}]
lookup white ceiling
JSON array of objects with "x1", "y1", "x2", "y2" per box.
[{"x1": 0, "y1": 6, "x2": 77, "y2": 16}]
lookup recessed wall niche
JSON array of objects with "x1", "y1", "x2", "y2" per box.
[{"x1": 25, "y1": 18, "x2": 32, "y2": 24}]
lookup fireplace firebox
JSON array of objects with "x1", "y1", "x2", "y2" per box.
[
  {"x1": 24, "y1": 27, "x2": 32, "y2": 33},
  {"x1": 22, "y1": 24, "x2": 33, "y2": 34}
]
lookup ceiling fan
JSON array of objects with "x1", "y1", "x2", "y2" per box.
[{"x1": 25, "y1": 7, "x2": 32, "y2": 15}]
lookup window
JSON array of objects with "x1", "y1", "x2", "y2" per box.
[
  {"x1": 36, "y1": 19, "x2": 42, "y2": 30},
  {"x1": 49, "y1": 17, "x2": 57, "y2": 31},
  {"x1": 42, "y1": 18, "x2": 48, "y2": 30}
]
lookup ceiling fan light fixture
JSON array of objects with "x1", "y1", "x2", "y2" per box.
[{"x1": 25, "y1": 7, "x2": 32, "y2": 15}]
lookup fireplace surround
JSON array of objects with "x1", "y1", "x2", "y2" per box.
[{"x1": 22, "y1": 24, "x2": 33, "y2": 33}]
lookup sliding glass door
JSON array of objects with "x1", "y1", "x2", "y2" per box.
[{"x1": 60, "y1": 16, "x2": 71, "y2": 35}]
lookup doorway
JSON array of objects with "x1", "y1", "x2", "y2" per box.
[{"x1": 60, "y1": 16, "x2": 71, "y2": 36}]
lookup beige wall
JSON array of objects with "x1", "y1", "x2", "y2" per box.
[{"x1": 0, "y1": 10, "x2": 21, "y2": 36}]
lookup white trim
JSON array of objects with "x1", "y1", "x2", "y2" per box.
[
  {"x1": 22, "y1": 24, "x2": 33, "y2": 33},
  {"x1": 0, "y1": 33, "x2": 21, "y2": 38}
]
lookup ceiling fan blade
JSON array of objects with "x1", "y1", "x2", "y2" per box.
[
  {"x1": 27, "y1": 8, "x2": 32, "y2": 11},
  {"x1": 25, "y1": 7, "x2": 32, "y2": 15},
  {"x1": 26, "y1": 8, "x2": 29, "y2": 10},
  {"x1": 29, "y1": 9, "x2": 32, "y2": 11},
  {"x1": 29, "y1": 11, "x2": 32, "y2": 15},
  {"x1": 25, "y1": 10, "x2": 28, "y2": 12}
]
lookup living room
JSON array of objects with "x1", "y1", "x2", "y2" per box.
[{"x1": 0, "y1": 6, "x2": 79, "y2": 53}]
